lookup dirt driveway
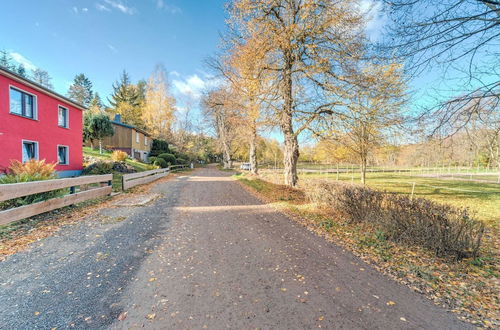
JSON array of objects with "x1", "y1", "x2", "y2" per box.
[{"x1": 0, "y1": 166, "x2": 470, "y2": 329}]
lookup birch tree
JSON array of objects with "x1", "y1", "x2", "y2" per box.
[{"x1": 142, "y1": 65, "x2": 176, "y2": 139}]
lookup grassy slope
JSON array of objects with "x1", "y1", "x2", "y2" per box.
[{"x1": 83, "y1": 147, "x2": 157, "y2": 191}]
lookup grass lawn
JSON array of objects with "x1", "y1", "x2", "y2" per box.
[
  {"x1": 83, "y1": 147, "x2": 156, "y2": 172},
  {"x1": 83, "y1": 147, "x2": 157, "y2": 191},
  {"x1": 260, "y1": 170, "x2": 500, "y2": 227}
]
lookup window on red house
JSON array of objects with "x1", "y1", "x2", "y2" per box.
[
  {"x1": 10, "y1": 87, "x2": 36, "y2": 119},
  {"x1": 58, "y1": 106, "x2": 69, "y2": 128}
]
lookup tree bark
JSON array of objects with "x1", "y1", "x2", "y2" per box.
[
  {"x1": 99, "y1": 139, "x2": 103, "y2": 154},
  {"x1": 360, "y1": 155, "x2": 367, "y2": 185},
  {"x1": 281, "y1": 52, "x2": 299, "y2": 187},
  {"x1": 249, "y1": 121, "x2": 258, "y2": 175}
]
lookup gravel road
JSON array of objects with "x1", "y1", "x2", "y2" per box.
[{"x1": 0, "y1": 166, "x2": 471, "y2": 329}]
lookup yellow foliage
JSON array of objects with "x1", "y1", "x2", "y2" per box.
[
  {"x1": 8, "y1": 159, "x2": 57, "y2": 178},
  {"x1": 111, "y1": 150, "x2": 128, "y2": 162}
]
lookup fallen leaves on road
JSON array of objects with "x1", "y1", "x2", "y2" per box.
[{"x1": 146, "y1": 313, "x2": 156, "y2": 320}]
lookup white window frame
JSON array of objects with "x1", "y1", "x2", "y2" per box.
[
  {"x1": 58, "y1": 105, "x2": 69, "y2": 128},
  {"x1": 9, "y1": 85, "x2": 38, "y2": 120},
  {"x1": 144, "y1": 136, "x2": 148, "y2": 146},
  {"x1": 21, "y1": 140, "x2": 39, "y2": 163},
  {"x1": 136, "y1": 132, "x2": 140, "y2": 143},
  {"x1": 57, "y1": 145, "x2": 70, "y2": 165}
]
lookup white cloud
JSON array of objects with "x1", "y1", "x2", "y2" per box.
[
  {"x1": 103, "y1": 0, "x2": 136, "y2": 15},
  {"x1": 169, "y1": 70, "x2": 180, "y2": 77},
  {"x1": 82, "y1": 7, "x2": 89, "y2": 12},
  {"x1": 9, "y1": 52, "x2": 37, "y2": 71},
  {"x1": 73, "y1": 6, "x2": 89, "y2": 14},
  {"x1": 359, "y1": 0, "x2": 388, "y2": 41},
  {"x1": 95, "y1": 3, "x2": 110, "y2": 11},
  {"x1": 172, "y1": 74, "x2": 221, "y2": 98},
  {"x1": 72, "y1": 6, "x2": 79, "y2": 13},
  {"x1": 155, "y1": 0, "x2": 181, "y2": 14},
  {"x1": 107, "y1": 44, "x2": 118, "y2": 53}
]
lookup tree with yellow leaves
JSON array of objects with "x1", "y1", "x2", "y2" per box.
[
  {"x1": 320, "y1": 62, "x2": 406, "y2": 184},
  {"x1": 142, "y1": 64, "x2": 176, "y2": 139},
  {"x1": 228, "y1": 0, "x2": 365, "y2": 186}
]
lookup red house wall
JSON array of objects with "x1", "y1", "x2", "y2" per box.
[{"x1": 0, "y1": 74, "x2": 83, "y2": 174}]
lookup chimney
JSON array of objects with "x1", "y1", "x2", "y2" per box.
[{"x1": 114, "y1": 114, "x2": 121, "y2": 123}]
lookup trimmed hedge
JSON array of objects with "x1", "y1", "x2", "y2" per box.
[
  {"x1": 158, "y1": 153, "x2": 176, "y2": 165},
  {"x1": 306, "y1": 180, "x2": 484, "y2": 259}
]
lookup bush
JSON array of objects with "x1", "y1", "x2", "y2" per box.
[
  {"x1": 158, "y1": 153, "x2": 176, "y2": 165},
  {"x1": 150, "y1": 139, "x2": 170, "y2": 157},
  {"x1": 111, "y1": 150, "x2": 128, "y2": 162},
  {"x1": 0, "y1": 160, "x2": 64, "y2": 211},
  {"x1": 8, "y1": 159, "x2": 57, "y2": 179},
  {"x1": 82, "y1": 161, "x2": 114, "y2": 175},
  {"x1": 306, "y1": 180, "x2": 484, "y2": 259},
  {"x1": 153, "y1": 158, "x2": 168, "y2": 168},
  {"x1": 149, "y1": 156, "x2": 158, "y2": 164},
  {"x1": 176, "y1": 157, "x2": 187, "y2": 165}
]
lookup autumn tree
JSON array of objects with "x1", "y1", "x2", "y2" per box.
[
  {"x1": 83, "y1": 113, "x2": 114, "y2": 154},
  {"x1": 142, "y1": 65, "x2": 176, "y2": 139},
  {"x1": 320, "y1": 63, "x2": 406, "y2": 184},
  {"x1": 31, "y1": 68, "x2": 53, "y2": 89},
  {"x1": 68, "y1": 74, "x2": 94, "y2": 107},
  {"x1": 203, "y1": 87, "x2": 242, "y2": 169},
  {"x1": 228, "y1": 0, "x2": 364, "y2": 186}
]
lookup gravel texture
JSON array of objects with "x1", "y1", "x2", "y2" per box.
[{"x1": 0, "y1": 166, "x2": 471, "y2": 329}]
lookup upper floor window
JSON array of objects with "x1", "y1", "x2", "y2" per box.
[
  {"x1": 22, "y1": 140, "x2": 38, "y2": 162},
  {"x1": 10, "y1": 87, "x2": 36, "y2": 119},
  {"x1": 144, "y1": 136, "x2": 148, "y2": 146},
  {"x1": 58, "y1": 106, "x2": 69, "y2": 128},
  {"x1": 136, "y1": 132, "x2": 140, "y2": 143}
]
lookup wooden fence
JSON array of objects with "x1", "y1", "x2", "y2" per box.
[
  {"x1": 0, "y1": 174, "x2": 112, "y2": 226},
  {"x1": 121, "y1": 165, "x2": 187, "y2": 190}
]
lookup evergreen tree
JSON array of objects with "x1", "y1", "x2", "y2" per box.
[
  {"x1": 68, "y1": 73, "x2": 94, "y2": 107},
  {"x1": 108, "y1": 70, "x2": 140, "y2": 107},
  {"x1": 16, "y1": 64, "x2": 27, "y2": 77},
  {"x1": 108, "y1": 70, "x2": 144, "y2": 127},
  {"x1": 88, "y1": 93, "x2": 104, "y2": 113},
  {"x1": 0, "y1": 50, "x2": 15, "y2": 70},
  {"x1": 31, "y1": 68, "x2": 54, "y2": 89}
]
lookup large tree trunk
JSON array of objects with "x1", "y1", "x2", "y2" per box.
[
  {"x1": 281, "y1": 52, "x2": 299, "y2": 187},
  {"x1": 249, "y1": 122, "x2": 258, "y2": 175},
  {"x1": 283, "y1": 130, "x2": 299, "y2": 186}
]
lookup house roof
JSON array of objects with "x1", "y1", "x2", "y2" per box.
[
  {"x1": 0, "y1": 66, "x2": 87, "y2": 111},
  {"x1": 111, "y1": 120, "x2": 151, "y2": 136}
]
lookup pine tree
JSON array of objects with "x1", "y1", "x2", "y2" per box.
[
  {"x1": 0, "y1": 50, "x2": 15, "y2": 70},
  {"x1": 108, "y1": 70, "x2": 140, "y2": 108},
  {"x1": 31, "y1": 68, "x2": 54, "y2": 89},
  {"x1": 88, "y1": 93, "x2": 104, "y2": 113},
  {"x1": 16, "y1": 64, "x2": 27, "y2": 77},
  {"x1": 108, "y1": 70, "x2": 144, "y2": 127},
  {"x1": 68, "y1": 73, "x2": 94, "y2": 107}
]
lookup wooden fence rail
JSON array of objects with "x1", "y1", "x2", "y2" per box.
[
  {"x1": 121, "y1": 165, "x2": 188, "y2": 191},
  {"x1": 0, "y1": 174, "x2": 113, "y2": 226}
]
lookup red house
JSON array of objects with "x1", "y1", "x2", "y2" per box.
[{"x1": 0, "y1": 67, "x2": 85, "y2": 177}]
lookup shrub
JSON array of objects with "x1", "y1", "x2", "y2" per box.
[
  {"x1": 306, "y1": 180, "x2": 383, "y2": 223},
  {"x1": 150, "y1": 139, "x2": 170, "y2": 157},
  {"x1": 306, "y1": 180, "x2": 484, "y2": 259},
  {"x1": 148, "y1": 156, "x2": 158, "y2": 164},
  {"x1": 8, "y1": 159, "x2": 57, "y2": 179},
  {"x1": 153, "y1": 158, "x2": 168, "y2": 168},
  {"x1": 176, "y1": 157, "x2": 187, "y2": 165},
  {"x1": 82, "y1": 161, "x2": 114, "y2": 175},
  {"x1": 111, "y1": 150, "x2": 128, "y2": 162},
  {"x1": 158, "y1": 153, "x2": 176, "y2": 165},
  {"x1": 0, "y1": 160, "x2": 64, "y2": 211}
]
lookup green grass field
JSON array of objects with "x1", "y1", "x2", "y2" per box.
[{"x1": 260, "y1": 170, "x2": 500, "y2": 226}]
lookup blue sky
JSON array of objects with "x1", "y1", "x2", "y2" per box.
[{"x1": 0, "y1": 0, "x2": 227, "y2": 104}]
